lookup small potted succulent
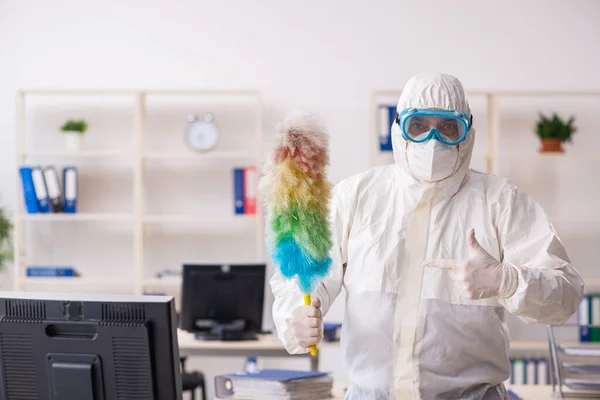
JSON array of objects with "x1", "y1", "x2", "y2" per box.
[
  {"x1": 0, "y1": 208, "x2": 12, "y2": 273},
  {"x1": 535, "y1": 112, "x2": 576, "y2": 153},
  {"x1": 61, "y1": 119, "x2": 88, "y2": 152}
]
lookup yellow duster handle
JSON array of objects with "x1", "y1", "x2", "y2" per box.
[{"x1": 303, "y1": 294, "x2": 318, "y2": 357}]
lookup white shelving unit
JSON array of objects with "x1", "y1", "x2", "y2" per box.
[{"x1": 13, "y1": 89, "x2": 264, "y2": 295}]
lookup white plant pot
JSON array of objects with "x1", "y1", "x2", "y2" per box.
[{"x1": 64, "y1": 132, "x2": 83, "y2": 152}]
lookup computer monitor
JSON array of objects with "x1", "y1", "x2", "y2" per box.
[
  {"x1": 0, "y1": 291, "x2": 182, "y2": 400},
  {"x1": 180, "y1": 263, "x2": 266, "y2": 341}
]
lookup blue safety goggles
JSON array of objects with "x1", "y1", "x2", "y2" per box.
[{"x1": 396, "y1": 108, "x2": 472, "y2": 146}]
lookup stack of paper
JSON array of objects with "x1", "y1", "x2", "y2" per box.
[{"x1": 214, "y1": 369, "x2": 334, "y2": 399}]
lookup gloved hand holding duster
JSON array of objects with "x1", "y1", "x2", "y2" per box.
[{"x1": 260, "y1": 112, "x2": 333, "y2": 356}]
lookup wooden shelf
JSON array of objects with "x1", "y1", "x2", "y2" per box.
[
  {"x1": 143, "y1": 213, "x2": 256, "y2": 224},
  {"x1": 372, "y1": 90, "x2": 600, "y2": 98},
  {"x1": 19, "y1": 89, "x2": 261, "y2": 96},
  {"x1": 509, "y1": 339, "x2": 600, "y2": 353},
  {"x1": 551, "y1": 215, "x2": 600, "y2": 224},
  {"x1": 21, "y1": 150, "x2": 129, "y2": 158},
  {"x1": 143, "y1": 150, "x2": 255, "y2": 160},
  {"x1": 20, "y1": 277, "x2": 134, "y2": 285},
  {"x1": 509, "y1": 340, "x2": 549, "y2": 352},
  {"x1": 18, "y1": 213, "x2": 133, "y2": 222},
  {"x1": 585, "y1": 278, "x2": 600, "y2": 286},
  {"x1": 144, "y1": 278, "x2": 182, "y2": 286}
]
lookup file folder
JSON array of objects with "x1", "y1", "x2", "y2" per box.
[
  {"x1": 378, "y1": 105, "x2": 395, "y2": 151},
  {"x1": 233, "y1": 168, "x2": 245, "y2": 214},
  {"x1": 579, "y1": 296, "x2": 591, "y2": 342},
  {"x1": 31, "y1": 166, "x2": 50, "y2": 213},
  {"x1": 63, "y1": 166, "x2": 78, "y2": 213},
  {"x1": 26, "y1": 267, "x2": 77, "y2": 277},
  {"x1": 536, "y1": 359, "x2": 548, "y2": 385},
  {"x1": 243, "y1": 166, "x2": 257, "y2": 215},
  {"x1": 43, "y1": 166, "x2": 62, "y2": 212},
  {"x1": 19, "y1": 166, "x2": 39, "y2": 214}
]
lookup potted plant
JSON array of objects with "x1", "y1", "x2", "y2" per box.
[
  {"x1": 61, "y1": 119, "x2": 88, "y2": 152},
  {"x1": 535, "y1": 112, "x2": 576, "y2": 153},
  {"x1": 0, "y1": 208, "x2": 13, "y2": 273}
]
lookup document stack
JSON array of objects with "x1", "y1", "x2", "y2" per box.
[
  {"x1": 547, "y1": 324, "x2": 600, "y2": 397},
  {"x1": 214, "y1": 369, "x2": 334, "y2": 400}
]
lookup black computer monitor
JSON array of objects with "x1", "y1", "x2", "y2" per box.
[
  {"x1": 0, "y1": 291, "x2": 182, "y2": 400},
  {"x1": 180, "y1": 263, "x2": 266, "y2": 341}
]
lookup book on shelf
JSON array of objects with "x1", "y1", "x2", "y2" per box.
[
  {"x1": 377, "y1": 104, "x2": 396, "y2": 152},
  {"x1": 26, "y1": 266, "x2": 79, "y2": 277},
  {"x1": 508, "y1": 357, "x2": 549, "y2": 386},
  {"x1": 19, "y1": 165, "x2": 77, "y2": 214},
  {"x1": 233, "y1": 166, "x2": 257, "y2": 215},
  {"x1": 214, "y1": 369, "x2": 334, "y2": 400}
]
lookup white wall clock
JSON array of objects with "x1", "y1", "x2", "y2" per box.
[{"x1": 185, "y1": 113, "x2": 220, "y2": 152}]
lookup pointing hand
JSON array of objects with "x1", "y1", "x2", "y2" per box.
[{"x1": 424, "y1": 229, "x2": 518, "y2": 300}]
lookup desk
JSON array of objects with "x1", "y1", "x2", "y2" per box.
[
  {"x1": 330, "y1": 385, "x2": 598, "y2": 400},
  {"x1": 216, "y1": 382, "x2": 591, "y2": 400},
  {"x1": 507, "y1": 385, "x2": 600, "y2": 399},
  {"x1": 331, "y1": 385, "x2": 345, "y2": 399},
  {"x1": 177, "y1": 329, "x2": 332, "y2": 371}
]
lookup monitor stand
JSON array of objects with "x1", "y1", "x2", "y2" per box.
[{"x1": 193, "y1": 319, "x2": 258, "y2": 341}]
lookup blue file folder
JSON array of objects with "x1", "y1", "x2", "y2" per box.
[
  {"x1": 19, "y1": 166, "x2": 39, "y2": 214},
  {"x1": 233, "y1": 168, "x2": 245, "y2": 214}
]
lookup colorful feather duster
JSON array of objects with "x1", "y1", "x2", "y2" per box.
[{"x1": 260, "y1": 112, "x2": 333, "y2": 356}]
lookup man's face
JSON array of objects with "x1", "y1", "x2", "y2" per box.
[{"x1": 406, "y1": 116, "x2": 461, "y2": 143}]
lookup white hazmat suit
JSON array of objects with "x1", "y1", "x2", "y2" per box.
[{"x1": 270, "y1": 72, "x2": 584, "y2": 399}]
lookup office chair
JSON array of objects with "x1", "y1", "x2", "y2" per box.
[{"x1": 180, "y1": 356, "x2": 207, "y2": 400}]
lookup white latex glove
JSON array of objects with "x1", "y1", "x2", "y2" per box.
[
  {"x1": 290, "y1": 297, "x2": 323, "y2": 349},
  {"x1": 424, "y1": 229, "x2": 518, "y2": 300}
]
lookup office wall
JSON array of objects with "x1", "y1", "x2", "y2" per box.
[{"x1": 1, "y1": 0, "x2": 600, "y2": 395}]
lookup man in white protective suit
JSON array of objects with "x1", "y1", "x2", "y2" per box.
[{"x1": 270, "y1": 72, "x2": 584, "y2": 399}]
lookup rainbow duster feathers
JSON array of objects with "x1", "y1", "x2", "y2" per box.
[{"x1": 260, "y1": 113, "x2": 333, "y2": 295}]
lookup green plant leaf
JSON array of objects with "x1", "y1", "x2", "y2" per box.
[
  {"x1": 61, "y1": 119, "x2": 88, "y2": 133},
  {"x1": 0, "y1": 208, "x2": 12, "y2": 271},
  {"x1": 534, "y1": 112, "x2": 576, "y2": 143}
]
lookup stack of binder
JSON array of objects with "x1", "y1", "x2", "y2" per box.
[
  {"x1": 547, "y1": 324, "x2": 600, "y2": 396},
  {"x1": 214, "y1": 369, "x2": 334, "y2": 400},
  {"x1": 508, "y1": 357, "x2": 549, "y2": 385},
  {"x1": 19, "y1": 165, "x2": 77, "y2": 213}
]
